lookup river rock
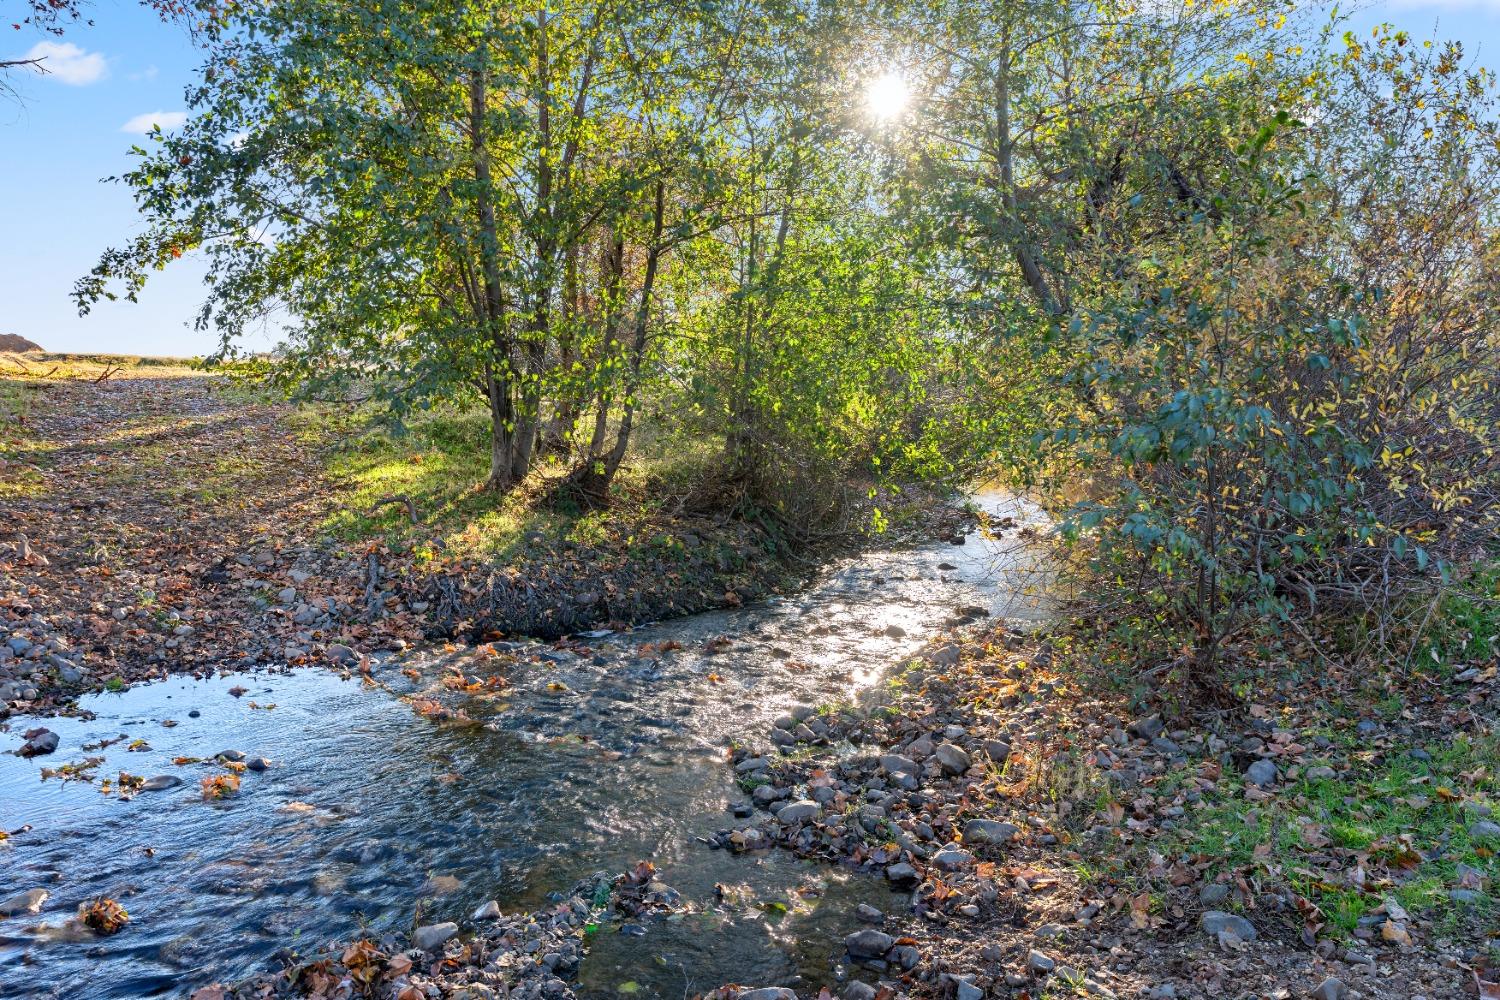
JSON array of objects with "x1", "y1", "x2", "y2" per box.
[
  {"x1": 776, "y1": 800, "x2": 821, "y2": 824},
  {"x1": 1200, "y1": 910, "x2": 1256, "y2": 941},
  {"x1": 856, "y1": 903, "x2": 884, "y2": 923},
  {"x1": 845, "y1": 928, "x2": 894, "y2": 959},
  {"x1": 413, "y1": 921, "x2": 459, "y2": 951},
  {"x1": 1245, "y1": 759, "x2": 1277, "y2": 788},
  {"x1": 1128, "y1": 715, "x2": 1164, "y2": 741},
  {"x1": 473, "y1": 900, "x2": 501, "y2": 920},
  {"x1": 964, "y1": 819, "x2": 1019, "y2": 844},
  {"x1": 327, "y1": 643, "x2": 357, "y2": 664},
  {"x1": 934, "y1": 743, "x2": 970, "y2": 775},
  {"x1": 952, "y1": 977, "x2": 983, "y2": 1000},
  {"x1": 927, "y1": 644, "x2": 960, "y2": 667},
  {"x1": 738, "y1": 990, "x2": 796, "y2": 1000},
  {"x1": 931, "y1": 845, "x2": 974, "y2": 870},
  {"x1": 140, "y1": 775, "x2": 184, "y2": 791},
  {"x1": 1027, "y1": 949, "x2": 1055, "y2": 974},
  {"x1": 0, "y1": 889, "x2": 48, "y2": 916},
  {"x1": 1312, "y1": 977, "x2": 1346, "y2": 1000},
  {"x1": 751, "y1": 784, "x2": 784, "y2": 807},
  {"x1": 879, "y1": 753, "x2": 918, "y2": 775},
  {"x1": 217, "y1": 749, "x2": 246, "y2": 762},
  {"x1": 735, "y1": 757, "x2": 769, "y2": 773},
  {"x1": 19, "y1": 729, "x2": 58, "y2": 756},
  {"x1": 845, "y1": 984, "x2": 877, "y2": 1000}
]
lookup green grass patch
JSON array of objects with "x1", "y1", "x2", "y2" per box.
[
  {"x1": 1167, "y1": 731, "x2": 1498, "y2": 936},
  {"x1": 292, "y1": 401, "x2": 726, "y2": 565}
]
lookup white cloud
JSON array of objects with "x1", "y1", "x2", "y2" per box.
[
  {"x1": 121, "y1": 110, "x2": 189, "y2": 134},
  {"x1": 129, "y1": 65, "x2": 160, "y2": 82},
  {"x1": 21, "y1": 42, "x2": 108, "y2": 86}
]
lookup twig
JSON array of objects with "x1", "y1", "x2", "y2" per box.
[{"x1": 363, "y1": 494, "x2": 420, "y2": 524}]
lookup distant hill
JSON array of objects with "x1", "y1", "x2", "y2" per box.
[{"x1": 0, "y1": 334, "x2": 43, "y2": 353}]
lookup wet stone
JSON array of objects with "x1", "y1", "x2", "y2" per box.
[
  {"x1": 0, "y1": 889, "x2": 48, "y2": 917},
  {"x1": 413, "y1": 921, "x2": 459, "y2": 951},
  {"x1": 845, "y1": 928, "x2": 894, "y2": 959}
]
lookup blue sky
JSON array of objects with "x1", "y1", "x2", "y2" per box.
[{"x1": 2, "y1": 1, "x2": 1498, "y2": 358}]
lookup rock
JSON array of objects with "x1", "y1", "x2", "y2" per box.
[
  {"x1": 413, "y1": 921, "x2": 459, "y2": 951},
  {"x1": 928, "y1": 644, "x2": 960, "y2": 667},
  {"x1": 845, "y1": 929, "x2": 894, "y2": 959},
  {"x1": 735, "y1": 757, "x2": 769, "y2": 773},
  {"x1": 19, "y1": 729, "x2": 59, "y2": 756},
  {"x1": 140, "y1": 775, "x2": 184, "y2": 791},
  {"x1": 1027, "y1": 949, "x2": 1055, "y2": 974},
  {"x1": 953, "y1": 978, "x2": 982, "y2": 1000},
  {"x1": 934, "y1": 743, "x2": 971, "y2": 775},
  {"x1": 1311, "y1": 977, "x2": 1346, "y2": 1000},
  {"x1": 473, "y1": 900, "x2": 502, "y2": 920},
  {"x1": 1034, "y1": 923, "x2": 1064, "y2": 938},
  {"x1": 278, "y1": 587, "x2": 297, "y2": 604},
  {"x1": 890, "y1": 943, "x2": 921, "y2": 970},
  {"x1": 738, "y1": 990, "x2": 795, "y2": 1000},
  {"x1": 883, "y1": 624, "x2": 906, "y2": 638},
  {"x1": 886, "y1": 862, "x2": 918, "y2": 885},
  {"x1": 0, "y1": 889, "x2": 48, "y2": 917},
  {"x1": 327, "y1": 643, "x2": 357, "y2": 664},
  {"x1": 845, "y1": 983, "x2": 877, "y2": 1000},
  {"x1": 1244, "y1": 759, "x2": 1277, "y2": 788},
  {"x1": 1355, "y1": 720, "x2": 1379, "y2": 737},
  {"x1": 246, "y1": 757, "x2": 271, "y2": 772},
  {"x1": 1128, "y1": 715, "x2": 1164, "y2": 740},
  {"x1": 1449, "y1": 889, "x2": 1484, "y2": 905},
  {"x1": 856, "y1": 903, "x2": 884, "y2": 924},
  {"x1": 931, "y1": 845, "x2": 974, "y2": 870},
  {"x1": 1469, "y1": 820, "x2": 1500, "y2": 840},
  {"x1": 963, "y1": 819, "x2": 1019, "y2": 844},
  {"x1": 983, "y1": 739, "x2": 1011, "y2": 761},
  {"x1": 751, "y1": 784, "x2": 783, "y2": 807},
  {"x1": 879, "y1": 753, "x2": 918, "y2": 775},
  {"x1": 776, "y1": 800, "x2": 821, "y2": 824},
  {"x1": 216, "y1": 749, "x2": 246, "y2": 762},
  {"x1": 1307, "y1": 765, "x2": 1337, "y2": 780},
  {"x1": 1199, "y1": 883, "x2": 1230, "y2": 906},
  {"x1": 1200, "y1": 910, "x2": 1256, "y2": 941}
]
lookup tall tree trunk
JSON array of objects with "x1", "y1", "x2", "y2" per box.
[{"x1": 470, "y1": 60, "x2": 514, "y2": 493}]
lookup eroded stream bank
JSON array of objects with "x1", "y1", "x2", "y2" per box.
[{"x1": 0, "y1": 495, "x2": 1049, "y2": 999}]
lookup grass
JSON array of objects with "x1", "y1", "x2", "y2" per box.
[
  {"x1": 1165, "y1": 729, "x2": 1498, "y2": 936},
  {"x1": 293, "y1": 400, "x2": 734, "y2": 565}
]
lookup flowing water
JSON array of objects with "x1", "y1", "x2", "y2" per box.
[{"x1": 0, "y1": 496, "x2": 1049, "y2": 1000}]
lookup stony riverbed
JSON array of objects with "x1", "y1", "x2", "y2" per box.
[{"x1": 0, "y1": 497, "x2": 1049, "y2": 999}]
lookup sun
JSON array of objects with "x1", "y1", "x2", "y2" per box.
[{"x1": 865, "y1": 70, "x2": 909, "y2": 123}]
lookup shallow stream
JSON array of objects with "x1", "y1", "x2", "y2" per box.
[{"x1": 0, "y1": 496, "x2": 1048, "y2": 999}]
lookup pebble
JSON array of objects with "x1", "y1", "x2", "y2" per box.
[
  {"x1": 1198, "y1": 883, "x2": 1230, "y2": 906},
  {"x1": 246, "y1": 757, "x2": 271, "y2": 772},
  {"x1": 776, "y1": 800, "x2": 821, "y2": 824},
  {"x1": 1312, "y1": 977, "x2": 1346, "y2": 1000},
  {"x1": 845, "y1": 983, "x2": 876, "y2": 1000},
  {"x1": 845, "y1": 928, "x2": 894, "y2": 959},
  {"x1": 413, "y1": 921, "x2": 459, "y2": 951},
  {"x1": 963, "y1": 819, "x2": 1018, "y2": 844},
  {"x1": 1027, "y1": 949, "x2": 1055, "y2": 974},
  {"x1": 855, "y1": 903, "x2": 884, "y2": 924},
  {"x1": 738, "y1": 990, "x2": 795, "y2": 1000},
  {"x1": 1469, "y1": 820, "x2": 1500, "y2": 839},
  {"x1": 1244, "y1": 759, "x2": 1277, "y2": 787},
  {"x1": 934, "y1": 743, "x2": 971, "y2": 775},
  {"x1": 1128, "y1": 715, "x2": 1164, "y2": 740},
  {"x1": 1200, "y1": 910, "x2": 1257, "y2": 941}
]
